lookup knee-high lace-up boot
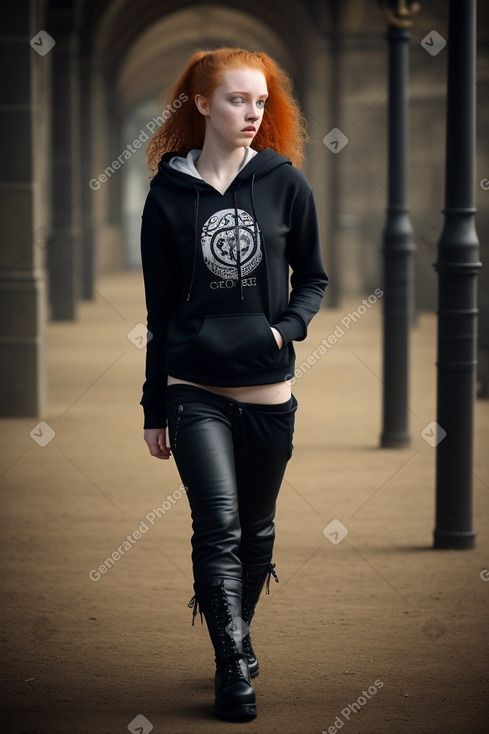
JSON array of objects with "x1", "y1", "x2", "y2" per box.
[
  {"x1": 188, "y1": 577, "x2": 257, "y2": 722},
  {"x1": 241, "y1": 562, "x2": 279, "y2": 678}
]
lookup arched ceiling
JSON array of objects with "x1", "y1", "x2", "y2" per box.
[
  {"x1": 86, "y1": 0, "x2": 320, "y2": 106},
  {"x1": 112, "y1": 4, "x2": 302, "y2": 115}
]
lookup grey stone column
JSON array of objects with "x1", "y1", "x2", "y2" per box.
[
  {"x1": 301, "y1": 11, "x2": 334, "y2": 307},
  {"x1": 0, "y1": 1, "x2": 48, "y2": 417},
  {"x1": 80, "y1": 49, "x2": 95, "y2": 299},
  {"x1": 47, "y1": 9, "x2": 83, "y2": 319}
]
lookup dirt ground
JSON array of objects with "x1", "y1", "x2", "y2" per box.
[{"x1": 1, "y1": 269, "x2": 488, "y2": 734}]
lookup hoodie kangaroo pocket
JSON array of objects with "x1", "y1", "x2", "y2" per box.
[{"x1": 191, "y1": 313, "x2": 279, "y2": 372}]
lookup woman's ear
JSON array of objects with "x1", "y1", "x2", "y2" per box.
[{"x1": 194, "y1": 94, "x2": 210, "y2": 117}]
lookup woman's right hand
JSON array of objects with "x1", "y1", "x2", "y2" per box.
[{"x1": 144, "y1": 427, "x2": 172, "y2": 460}]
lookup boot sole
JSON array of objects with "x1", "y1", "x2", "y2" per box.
[{"x1": 214, "y1": 703, "x2": 257, "y2": 722}]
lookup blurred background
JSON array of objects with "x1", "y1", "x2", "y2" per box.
[
  {"x1": 1, "y1": 6, "x2": 489, "y2": 730},
  {"x1": 1, "y1": 0, "x2": 488, "y2": 416}
]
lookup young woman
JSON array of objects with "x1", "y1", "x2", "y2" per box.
[{"x1": 140, "y1": 47, "x2": 328, "y2": 722}]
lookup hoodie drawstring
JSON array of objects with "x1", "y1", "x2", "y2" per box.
[
  {"x1": 187, "y1": 184, "x2": 200, "y2": 301},
  {"x1": 233, "y1": 189, "x2": 244, "y2": 301},
  {"x1": 250, "y1": 173, "x2": 272, "y2": 322}
]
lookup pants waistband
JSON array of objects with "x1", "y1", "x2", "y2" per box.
[{"x1": 165, "y1": 383, "x2": 297, "y2": 413}]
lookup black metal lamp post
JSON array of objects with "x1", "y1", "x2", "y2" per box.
[
  {"x1": 377, "y1": 1, "x2": 420, "y2": 448},
  {"x1": 433, "y1": 0, "x2": 481, "y2": 549}
]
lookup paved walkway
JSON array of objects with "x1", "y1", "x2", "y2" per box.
[{"x1": 1, "y1": 269, "x2": 488, "y2": 734}]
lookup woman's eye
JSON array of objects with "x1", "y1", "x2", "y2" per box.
[
  {"x1": 231, "y1": 97, "x2": 245, "y2": 104},
  {"x1": 257, "y1": 99, "x2": 266, "y2": 109}
]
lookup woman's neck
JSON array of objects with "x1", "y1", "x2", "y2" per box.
[{"x1": 195, "y1": 142, "x2": 248, "y2": 194}]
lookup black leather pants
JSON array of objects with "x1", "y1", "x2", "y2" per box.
[{"x1": 165, "y1": 385, "x2": 297, "y2": 584}]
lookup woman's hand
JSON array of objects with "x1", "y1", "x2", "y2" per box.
[
  {"x1": 144, "y1": 427, "x2": 172, "y2": 460},
  {"x1": 271, "y1": 327, "x2": 283, "y2": 349}
]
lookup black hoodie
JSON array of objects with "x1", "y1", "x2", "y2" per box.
[{"x1": 140, "y1": 147, "x2": 328, "y2": 428}]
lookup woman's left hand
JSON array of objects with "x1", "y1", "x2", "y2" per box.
[
  {"x1": 143, "y1": 427, "x2": 172, "y2": 460},
  {"x1": 271, "y1": 327, "x2": 283, "y2": 349}
]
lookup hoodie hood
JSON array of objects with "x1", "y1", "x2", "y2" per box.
[
  {"x1": 150, "y1": 147, "x2": 292, "y2": 190},
  {"x1": 167, "y1": 146, "x2": 258, "y2": 181}
]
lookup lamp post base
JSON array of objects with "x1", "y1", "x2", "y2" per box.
[
  {"x1": 433, "y1": 530, "x2": 476, "y2": 550},
  {"x1": 380, "y1": 431, "x2": 411, "y2": 449}
]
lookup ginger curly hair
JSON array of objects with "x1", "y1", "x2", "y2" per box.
[{"x1": 145, "y1": 47, "x2": 308, "y2": 174}]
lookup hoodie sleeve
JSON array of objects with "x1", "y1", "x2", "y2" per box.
[
  {"x1": 273, "y1": 188, "x2": 328, "y2": 345},
  {"x1": 139, "y1": 190, "x2": 182, "y2": 429}
]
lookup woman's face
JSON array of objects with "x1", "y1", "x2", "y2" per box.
[{"x1": 195, "y1": 67, "x2": 268, "y2": 150}]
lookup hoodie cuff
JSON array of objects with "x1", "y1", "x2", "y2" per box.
[
  {"x1": 142, "y1": 407, "x2": 167, "y2": 430},
  {"x1": 273, "y1": 314, "x2": 307, "y2": 346}
]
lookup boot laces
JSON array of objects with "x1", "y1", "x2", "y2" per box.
[
  {"x1": 265, "y1": 562, "x2": 279, "y2": 594},
  {"x1": 218, "y1": 650, "x2": 247, "y2": 683},
  {"x1": 187, "y1": 582, "x2": 248, "y2": 679},
  {"x1": 187, "y1": 594, "x2": 203, "y2": 626}
]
